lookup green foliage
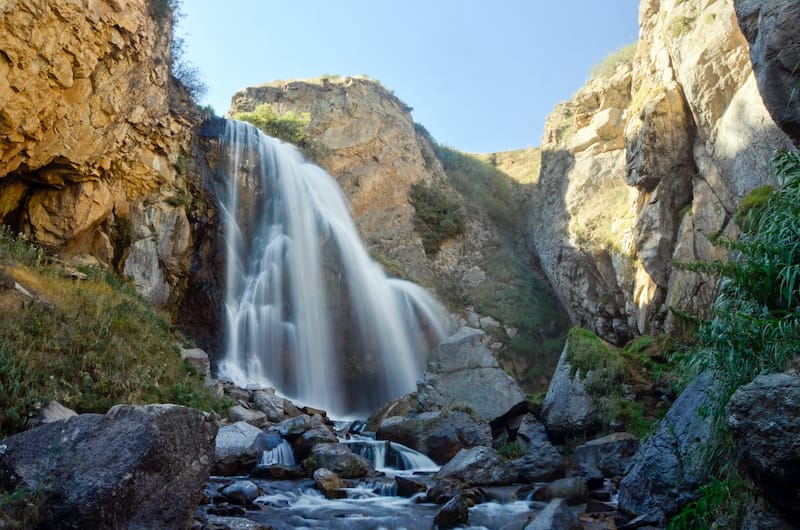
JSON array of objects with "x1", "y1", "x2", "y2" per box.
[
  {"x1": 566, "y1": 327, "x2": 627, "y2": 391},
  {"x1": 667, "y1": 478, "x2": 747, "y2": 530},
  {"x1": 590, "y1": 42, "x2": 638, "y2": 79},
  {"x1": 234, "y1": 103, "x2": 327, "y2": 161},
  {"x1": 497, "y1": 440, "x2": 525, "y2": 460},
  {"x1": 369, "y1": 250, "x2": 411, "y2": 280},
  {"x1": 0, "y1": 230, "x2": 225, "y2": 436},
  {"x1": 147, "y1": 0, "x2": 179, "y2": 23},
  {"x1": 408, "y1": 181, "x2": 465, "y2": 256}
]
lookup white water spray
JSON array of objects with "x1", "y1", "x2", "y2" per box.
[{"x1": 216, "y1": 120, "x2": 450, "y2": 417}]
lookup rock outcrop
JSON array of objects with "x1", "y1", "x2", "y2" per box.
[
  {"x1": 727, "y1": 372, "x2": 800, "y2": 519},
  {"x1": 0, "y1": 404, "x2": 217, "y2": 529},
  {"x1": 529, "y1": 0, "x2": 795, "y2": 344},
  {"x1": 0, "y1": 0, "x2": 208, "y2": 310}
]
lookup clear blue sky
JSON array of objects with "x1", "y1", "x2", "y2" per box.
[{"x1": 180, "y1": 1, "x2": 640, "y2": 153}]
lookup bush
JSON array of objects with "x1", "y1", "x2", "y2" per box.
[
  {"x1": 497, "y1": 440, "x2": 525, "y2": 460},
  {"x1": 408, "y1": 181, "x2": 465, "y2": 256},
  {"x1": 234, "y1": 103, "x2": 327, "y2": 161}
]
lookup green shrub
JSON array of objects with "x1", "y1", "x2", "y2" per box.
[
  {"x1": 234, "y1": 103, "x2": 327, "y2": 161},
  {"x1": 667, "y1": 478, "x2": 747, "y2": 530},
  {"x1": 733, "y1": 184, "x2": 774, "y2": 232},
  {"x1": 497, "y1": 440, "x2": 526, "y2": 460},
  {"x1": 408, "y1": 181, "x2": 465, "y2": 256}
]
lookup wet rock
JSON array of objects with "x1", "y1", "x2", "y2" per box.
[
  {"x1": 524, "y1": 498, "x2": 582, "y2": 530},
  {"x1": 376, "y1": 410, "x2": 492, "y2": 464},
  {"x1": 313, "y1": 468, "x2": 347, "y2": 499},
  {"x1": 227, "y1": 405, "x2": 268, "y2": 427},
  {"x1": 571, "y1": 462, "x2": 604, "y2": 490},
  {"x1": 310, "y1": 443, "x2": 375, "y2": 479},
  {"x1": 434, "y1": 495, "x2": 470, "y2": 529},
  {"x1": 514, "y1": 413, "x2": 565, "y2": 481},
  {"x1": 213, "y1": 421, "x2": 264, "y2": 475},
  {"x1": 417, "y1": 328, "x2": 528, "y2": 425},
  {"x1": 200, "y1": 514, "x2": 269, "y2": 529},
  {"x1": 532, "y1": 477, "x2": 588, "y2": 506},
  {"x1": 220, "y1": 480, "x2": 260, "y2": 505},
  {"x1": 573, "y1": 432, "x2": 639, "y2": 477},
  {"x1": 585, "y1": 498, "x2": 615, "y2": 513},
  {"x1": 618, "y1": 372, "x2": 719, "y2": 523},
  {"x1": 396, "y1": 475, "x2": 428, "y2": 497},
  {"x1": 294, "y1": 425, "x2": 338, "y2": 459},
  {"x1": 740, "y1": 502, "x2": 798, "y2": 530},
  {"x1": 435, "y1": 446, "x2": 517, "y2": 486},
  {"x1": 427, "y1": 478, "x2": 468, "y2": 504},
  {"x1": 275, "y1": 414, "x2": 313, "y2": 437},
  {"x1": 249, "y1": 463, "x2": 304, "y2": 480},
  {"x1": 726, "y1": 373, "x2": 800, "y2": 518},
  {"x1": 0, "y1": 404, "x2": 216, "y2": 529}
]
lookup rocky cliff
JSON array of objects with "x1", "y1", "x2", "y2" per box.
[
  {"x1": 528, "y1": 0, "x2": 796, "y2": 344},
  {"x1": 0, "y1": 0, "x2": 206, "y2": 308}
]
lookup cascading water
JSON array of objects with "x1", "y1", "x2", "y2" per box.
[{"x1": 215, "y1": 120, "x2": 451, "y2": 417}]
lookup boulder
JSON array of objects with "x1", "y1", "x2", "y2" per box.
[
  {"x1": 434, "y1": 496, "x2": 470, "y2": 529},
  {"x1": 220, "y1": 480, "x2": 260, "y2": 505},
  {"x1": 376, "y1": 410, "x2": 492, "y2": 464},
  {"x1": 524, "y1": 498, "x2": 583, "y2": 530},
  {"x1": 531, "y1": 477, "x2": 588, "y2": 506},
  {"x1": 0, "y1": 404, "x2": 216, "y2": 529},
  {"x1": 618, "y1": 372, "x2": 719, "y2": 523},
  {"x1": 313, "y1": 468, "x2": 347, "y2": 499},
  {"x1": 35, "y1": 400, "x2": 77, "y2": 424},
  {"x1": 310, "y1": 443, "x2": 375, "y2": 479},
  {"x1": 735, "y1": 0, "x2": 800, "y2": 144},
  {"x1": 514, "y1": 414, "x2": 565, "y2": 481},
  {"x1": 395, "y1": 475, "x2": 428, "y2": 497},
  {"x1": 573, "y1": 432, "x2": 639, "y2": 477},
  {"x1": 213, "y1": 421, "x2": 264, "y2": 475},
  {"x1": 293, "y1": 425, "x2": 338, "y2": 459},
  {"x1": 180, "y1": 347, "x2": 211, "y2": 378},
  {"x1": 435, "y1": 446, "x2": 517, "y2": 486},
  {"x1": 227, "y1": 405, "x2": 268, "y2": 427},
  {"x1": 726, "y1": 373, "x2": 800, "y2": 517},
  {"x1": 274, "y1": 414, "x2": 314, "y2": 437},
  {"x1": 540, "y1": 343, "x2": 600, "y2": 440},
  {"x1": 252, "y1": 389, "x2": 286, "y2": 422},
  {"x1": 417, "y1": 328, "x2": 528, "y2": 425}
]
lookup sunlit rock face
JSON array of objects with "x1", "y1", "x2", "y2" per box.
[
  {"x1": 529, "y1": 0, "x2": 795, "y2": 344},
  {"x1": 0, "y1": 0, "x2": 204, "y2": 307}
]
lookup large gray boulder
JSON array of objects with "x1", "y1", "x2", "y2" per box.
[
  {"x1": 0, "y1": 404, "x2": 217, "y2": 529},
  {"x1": 735, "y1": 0, "x2": 800, "y2": 144},
  {"x1": 376, "y1": 410, "x2": 492, "y2": 464},
  {"x1": 214, "y1": 421, "x2": 265, "y2": 475},
  {"x1": 540, "y1": 343, "x2": 601, "y2": 440},
  {"x1": 573, "y1": 432, "x2": 639, "y2": 477},
  {"x1": 310, "y1": 443, "x2": 375, "y2": 479},
  {"x1": 417, "y1": 328, "x2": 527, "y2": 425},
  {"x1": 727, "y1": 373, "x2": 800, "y2": 518},
  {"x1": 617, "y1": 372, "x2": 719, "y2": 523},
  {"x1": 435, "y1": 446, "x2": 517, "y2": 486}
]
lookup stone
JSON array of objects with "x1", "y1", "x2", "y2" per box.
[
  {"x1": 395, "y1": 475, "x2": 428, "y2": 497},
  {"x1": 376, "y1": 410, "x2": 492, "y2": 464},
  {"x1": 200, "y1": 515, "x2": 271, "y2": 530},
  {"x1": 310, "y1": 443, "x2": 375, "y2": 479},
  {"x1": 35, "y1": 400, "x2": 77, "y2": 424},
  {"x1": 434, "y1": 496, "x2": 470, "y2": 529},
  {"x1": 0, "y1": 404, "x2": 216, "y2": 529},
  {"x1": 313, "y1": 468, "x2": 347, "y2": 499},
  {"x1": 227, "y1": 405, "x2": 268, "y2": 427},
  {"x1": 274, "y1": 414, "x2": 313, "y2": 437},
  {"x1": 532, "y1": 477, "x2": 589, "y2": 506},
  {"x1": 427, "y1": 478, "x2": 468, "y2": 504},
  {"x1": 726, "y1": 373, "x2": 800, "y2": 517},
  {"x1": 524, "y1": 498, "x2": 582, "y2": 530},
  {"x1": 618, "y1": 372, "x2": 719, "y2": 523},
  {"x1": 514, "y1": 413, "x2": 565, "y2": 481},
  {"x1": 540, "y1": 344, "x2": 600, "y2": 440},
  {"x1": 220, "y1": 480, "x2": 260, "y2": 505},
  {"x1": 252, "y1": 389, "x2": 286, "y2": 422},
  {"x1": 573, "y1": 432, "x2": 639, "y2": 477},
  {"x1": 293, "y1": 425, "x2": 338, "y2": 459},
  {"x1": 435, "y1": 446, "x2": 517, "y2": 486},
  {"x1": 417, "y1": 328, "x2": 528, "y2": 425},
  {"x1": 180, "y1": 347, "x2": 211, "y2": 378},
  {"x1": 213, "y1": 421, "x2": 264, "y2": 475}
]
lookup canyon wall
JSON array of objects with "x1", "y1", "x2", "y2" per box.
[
  {"x1": 528, "y1": 0, "x2": 796, "y2": 344},
  {"x1": 0, "y1": 0, "x2": 205, "y2": 308}
]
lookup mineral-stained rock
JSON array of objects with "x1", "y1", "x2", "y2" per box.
[
  {"x1": 727, "y1": 373, "x2": 800, "y2": 517},
  {"x1": 435, "y1": 446, "x2": 517, "y2": 486},
  {"x1": 0, "y1": 404, "x2": 216, "y2": 529},
  {"x1": 573, "y1": 432, "x2": 639, "y2": 477},
  {"x1": 313, "y1": 468, "x2": 347, "y2": 499},
  {"x1": 376, "y1": 410, "x2": 492, "y2": 464},
  {"x1": 618, "y1": 372, "x2": 719, "y2": 522}
]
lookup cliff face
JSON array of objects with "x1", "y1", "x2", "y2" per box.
[
  {"x1": 0, "y1": 0, "x2": 203, "y2": 307},
  {"x1": 529, "y1": 0, "x2": 795, "y2": 344}
]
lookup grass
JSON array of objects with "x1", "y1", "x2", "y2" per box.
[
  {"x1": 497, "y1": 440, "x2": 526, "y2": 460},
  {"x1": 667, "y1": 477, "x2": 749, "y2": 530},
  {"x1": 233, "y1": 102, "x2": 328, "y2": 161},
  {"x1": 407, "y1": 181, "x2": 465, "y2": 256},
  {"x1": 733, "y1": 184, "x2": 774, "y2": 232},
  {"x1": 590, "y1": 42, "x2": 638, "y2": 79},
  {"x1": 0, "y1": 227, "x2": 227, "y2": 436}
]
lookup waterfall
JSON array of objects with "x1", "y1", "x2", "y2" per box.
[
  {"x1": 259, "y1": 440, "x2": 296, "y2": 467},
  {"x1": 215, "y1": 120, "x2": 451, "y2": 418}
]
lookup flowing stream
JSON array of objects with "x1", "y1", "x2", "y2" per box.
[{"x1": 215, "y1": 120, "x2": 451, "y2": 418}]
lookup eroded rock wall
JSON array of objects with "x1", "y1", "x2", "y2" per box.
[
  {"x1": 529, "y1": 0, "x2": 795, "y2": 344},
  {"x1": 0, "y1": 0, "x2": 205, "y2": 308}
]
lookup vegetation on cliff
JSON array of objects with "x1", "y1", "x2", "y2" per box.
[
  {"x1": 408, "y1": 181, "x2": 465, "y2": 256},
  {"x1": 0, "y1": 229, "x2": 226, "y2": 436},
  {"x1": 234, "y1": 103, "x2": 328, "y2": 161}
]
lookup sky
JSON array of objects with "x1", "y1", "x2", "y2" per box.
[{"x1": 180, "y1": 1, "x2": 640, "y2": 154}]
